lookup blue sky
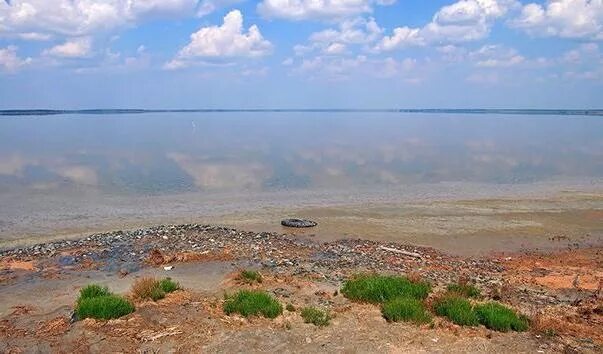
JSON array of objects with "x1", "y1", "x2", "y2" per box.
[{"x1": 0, "y1": 0, "x2": 602, "y2": 109}]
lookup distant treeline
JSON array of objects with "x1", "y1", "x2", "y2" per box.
[{"x1": 1, "y1": 109, "x2": 602, "y2": 116}]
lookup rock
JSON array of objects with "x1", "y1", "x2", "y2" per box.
[
  {"x1": 281, "y1": 219, "x2": 317, "y2": 228},
  {"x1": 163, "y1": 265, "x2": 174, "y2": 271},
  {"x1": 58, "y1": 256, "x2": 77, "y2": 266}
]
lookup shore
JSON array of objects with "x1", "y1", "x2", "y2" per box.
[
  {"x1": 1, "y1": 223, "x2": 601, "y2": 353},
  {"x1": 2, "y1": 184, "x2": 602, "y2": 255}
]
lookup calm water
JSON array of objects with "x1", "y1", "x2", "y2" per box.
[
  {"x1": 0, "y1": 112, "x2": 601, "y2": 194},
  {"x1": 0, "y1": 112, "x2": 602, "y2": 244}
]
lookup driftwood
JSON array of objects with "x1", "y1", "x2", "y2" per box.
[
  {"x1": 139, "y1": 326, "x2": 183, "y2": 342},
  {"x1": 378, "y1": 246, "x2": 422, "y2": 259}
]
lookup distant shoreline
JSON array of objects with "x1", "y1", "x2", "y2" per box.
[{"x1": 1, "y1": 108, "x2": 603, "y2": 116}]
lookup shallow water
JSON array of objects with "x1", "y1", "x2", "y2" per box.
[{"x1": 0, "y1": 112, "x2": 601, "y2": 246}]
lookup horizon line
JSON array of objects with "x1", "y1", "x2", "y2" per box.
[{"x1": 1, "y1": 108, "x2": 602, "y2": 117}]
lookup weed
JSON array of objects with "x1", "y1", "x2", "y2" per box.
[
  {"x1": 78, "y1": 284, "x2": 111, "y2": 301},
  {"x1": 75, "y1": 294, "x2": 134, "y2": 320},
  {"x1": 447, "y1": 283, "x2": 481, "y2": 298},
  {"x1": 300, "y1": 307, "x2": 331, "y2": 327},
  {"x1": 131, "y1": 277, "x2": 165, "y2": 301},
  {"x1": 381, "y1": 297, "x2": 432, "y2": 324},
  {"x1": 238, "y1": 270, "x2": 263, "y2": 284},
  {"x1": 159, "y1": 277, "x2": 180, "y2": 293},
  {"x1": 286, "y1": 303, "x2": 296, "y2": 312},
  {"x1": 433, "y1": 295, "x2": 479, "y2": 326},
  {"x1": 475, "y1": 302, "x2": 529, "y2": 332},
  {"x1": 223, "y1": 290, "x2": 282, "y2": 319},
  {"x1": 341, "y1": 274, "x2": 431, "y2": 303}
]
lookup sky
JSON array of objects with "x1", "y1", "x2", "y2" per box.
[{"x1": 0, "y1": 0, "x2": 602, "y2": 109}]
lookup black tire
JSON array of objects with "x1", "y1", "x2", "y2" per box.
[{"x1": 281, "y1": 218, "x2": 317, "y2": 228}]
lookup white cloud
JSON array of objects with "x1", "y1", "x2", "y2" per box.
[
  {"x1": 197, "y1": 0, "x2": 244, "y2": 17},
  {"x1": 165, "y1": 10, "x2": 272, "y2": 69},
  {"x1": 0, "y1": 45, "x2": 32, "y2": 73},
  {"x1": 375, "y1": 26, "x2": 424, "y2": 50},
  {"x1": 291, "y1": 54, "x2": 420, "y2": 81},
  {"x1": 16, "y1": 32, "x2": 53, "y2": 41},
  {"x1": 0, "y1": 0, "x2": 199, "y2": 38},
  {"x1": 470, "y1": 44, "x2": 525, "y2": 67},
  {"x1": 437, "y1": 44, "x2": 468, "y2": 62},
  {"x1": 310, "y1": 17, "x2": 383, "y2": 44},
  {"x1": 324, "y1": 42, "x2": 347, "y2": 54},
  {"x1": 43, "y1": 37, "x2": 92, "y2": 58},
  {"x1": 560, "y1": 43, "x2": 603, "y2": 79},
  {"x1": 374, "y1": 57, "x2": 417, "y2": 78},
  {"x1": 294, "y1": 54, "x2": 368, "y2": 80},
  {"x1": 257, "y1": 0, "x2": 395, "y2": 21},
  {"x1": 375, "y1": 0, "x2": 519, "y2": 51},
  {"x1": 509, "y1": 0, "x2": 603, "y2": 40},
  {"x1": 295, "y1": 17, "x2": 383, "y2": 55}
]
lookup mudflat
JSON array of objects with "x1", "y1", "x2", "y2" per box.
[{"x1": 1, "y1": 222, "x2": 601, "y2": 353}]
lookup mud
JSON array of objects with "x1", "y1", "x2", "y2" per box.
[{"x1": 0, "y1": 224, "x2": 601, "y2": 353}]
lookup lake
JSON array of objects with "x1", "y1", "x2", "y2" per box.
[{"x1": 0, "y1": 112, "x2": 601, "y2": 252}]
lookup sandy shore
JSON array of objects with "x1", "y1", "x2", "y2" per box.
[
  {"x1": 2, "y1": 184, "x2": 602, "y2": 255},
  {"x1": 0, "y1": 181, "x2": 601, "y2": 352},
  {"x1": 0, "y1": 223, "x2": 601, "y2": 353}
]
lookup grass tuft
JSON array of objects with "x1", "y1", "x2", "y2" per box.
[
  {"x1": 341, "y1": 274, "x2": 431, "y2": 303},
  {"x1": 447, "y1": 283, "x2": 481, "y2": 298},
  {"x1": 433, "y1": 295, "x2": 479, "y2": 326},
  {"x1": 381, "y1": 297, "x2": 432, "y2": 324},
  {"x1": 238, "y1": 270, "x2": 263, "y2": 284},
  {"x1": 131, "y1": 277, "x2": 180, "y2": 301},
  {"x1": 223, "y1": 290, "x2": 282, "y2": 319},
  {"x1": 131, "y1": 277, "x2": 165, "y2": 301},
  {"x1": 159, "y1": 277, "x2": 180, "y2": 293},
  {"x1": 76, "y1": 294, "x2": 135, "y2": 320},
  {"x1": 78, "y1": 284, "x2": 111, "y2": 300},
  {"x1": 74, "y1": 284, "x2": 134, "y2": 320},
  {"x1": 300, "y1": 307, "x2": 331, "y2": 327},
  {"x1": 475, "y1": 302, "x2": 529, "y2": 332}
]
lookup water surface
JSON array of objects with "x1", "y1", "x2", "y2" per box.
[{"x1": 0, "y1": 112, "x2": 601, "y2": 248}]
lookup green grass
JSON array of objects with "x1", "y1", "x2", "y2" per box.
[
  {"x1": 76, "y1": 295, "x2": 135, "y2": 320},
  {"x1": 150, "y1": 287, "x2": 165, "y2": 301},
  {"x1": 381, "y1": 297, "x2": 432, "y2": 324},
  {"x1": 300, "y1": 307, "x2": 331, "y2": 327},
  {"x1": 341, "y1": 274, "x2": 431, "y2": 303},
  {"x1": 238, "y1": 270, "x2": 263, "y2": 284},
  {"x1": 78, "y1": 284, "x2": 111, "y2": 300},
  {"x1": 447, "y1": 283, "x2": 481, "y2": 298},
  {"x1": 223, "y1": 290, "x2": 282, "y2": 319},
  {"x1": 433, "y1": 295, "x2": 479, "y2": 326},
  {"x1": 75, "y1": 284, "x2": 135, "y2": 320},
  {"x1": 159, "y1": 277, "x2": 180, "y2": 293},
  {"x1": 475, "y1": 302, "x2": 529, "y2": 332}
]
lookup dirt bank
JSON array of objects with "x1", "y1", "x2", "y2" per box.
[{"x1": 0, "y1": 225, "x2": 601, "y2": 353}]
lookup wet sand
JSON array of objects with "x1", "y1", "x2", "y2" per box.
[{"x1": 2, "y1": 181, "x2": 600, "y2": 255}]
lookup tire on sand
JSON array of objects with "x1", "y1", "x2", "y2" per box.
[{"x1": 281, "y1": 219, "x2": 317, "y2": 228}]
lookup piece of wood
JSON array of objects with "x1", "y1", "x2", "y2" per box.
[{"x1": 378, "y1": 246, "x2": 422, "y2": 259}]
